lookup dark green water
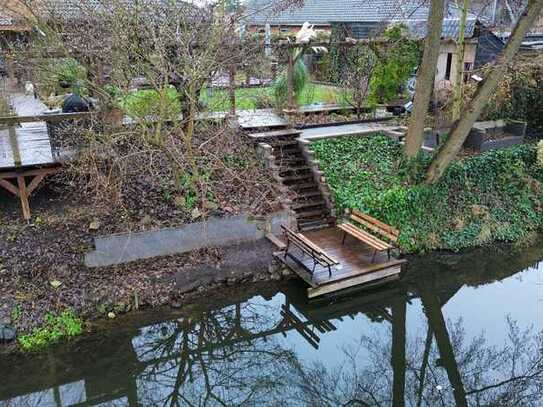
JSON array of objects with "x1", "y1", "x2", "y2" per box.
[{"x1": 1, "y1": 241, "x2": 543, "y2": 406}]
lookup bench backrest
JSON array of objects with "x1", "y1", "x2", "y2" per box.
[
  {"x1": 349, "y1": 209, "x2": 399, "y2": 243},
  {"x1": 281, "y1": 225, "x2": 337, "y2": 266}
]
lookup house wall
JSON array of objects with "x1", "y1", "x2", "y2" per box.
[{"x1": 434, "y1": 40, "x2": 478, "y2": 96}]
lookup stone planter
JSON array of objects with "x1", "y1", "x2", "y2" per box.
[{"x1": 464, "y1": 119, "x2": 527, "y2": 152}]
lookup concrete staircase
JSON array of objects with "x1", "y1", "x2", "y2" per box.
[{"x1": 249, "y1": 128, "x2": 335, "y2": 232}]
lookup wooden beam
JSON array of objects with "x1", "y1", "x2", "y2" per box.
[
  {"x1": 0, "y1": 112, "x2": 94, "y2": 127},
  {"x1": 0, "y1": 179, "x2": 19, "y2": 196},
  {"x1": 27, "y1": 173, "x2": 46, "y2": 196},
  {"x1": 308, "y1": 266, "x2": 401, "y2": 298},
  {"x1": 0, "y1": 166, "x2": 60, "y2": 180},
  {"x1": 17, "y1": 176, "x2": 31, "y2": 220}
]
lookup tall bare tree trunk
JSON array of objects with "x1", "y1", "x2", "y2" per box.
[
  {"x1": 426, "y1": 0, "x2": 543, "y2": 184},
  {"x1": 452, "y1": 0, "x2": 470, "y2": 121},
  {"x1": 404, "y1": 0, "x2": 445, "y2": 157}
]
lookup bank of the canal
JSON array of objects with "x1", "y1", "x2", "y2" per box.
[{"x1": 1, "y1": 237, "x2": 543, "y2": 406}]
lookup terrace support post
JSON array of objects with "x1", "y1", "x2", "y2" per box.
[
  {"x1": 16, "y1": 176, "x2": 30, "y2": 220},
  {"x1": 287, "y1": 49, "x2": 295, "y2": 110},
  {"x1": 391, "y1": 293, "x2": 407, "y2": 407},
  {"x1": 229, "y1": 66, "x2": 236, "y2": 115}
]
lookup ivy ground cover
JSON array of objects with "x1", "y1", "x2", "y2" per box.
[{"x1": 311, "y1": 133, "x2": 543, "y2": 253}]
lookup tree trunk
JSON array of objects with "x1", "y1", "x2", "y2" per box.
[
  {"x1": 426, "y1": 0, "x2": 543, "y2": 185},
  {"x1": 452, "y1": 0, "x2": 469, "y2": 121},
  {"x1": 404, "y1": 0, "x2": 445, "y2": 157}
]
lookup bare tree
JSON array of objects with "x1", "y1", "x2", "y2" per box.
[
  {"x1": 405, "y1": 0, "x2": 446, "y2": 158},
  {"x1": 339, "y1": 44, "x2": 377, "y2": 119},
  {"x1": 452, "y1": 0, "x2": 470, "y2": 121}
]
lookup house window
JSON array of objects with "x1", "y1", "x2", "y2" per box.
[
  {"x1": 280, "y1": 27, "x2": 290, "y2": 33},
  {"x1": 445, "y1": 53, "x2": 453, "y2": 81}
]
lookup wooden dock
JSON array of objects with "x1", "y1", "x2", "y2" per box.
[{"x1": 274, "y1": 227, "x2": 406, "y2": 298}]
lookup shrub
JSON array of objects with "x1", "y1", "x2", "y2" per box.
[
  {"x1": 272, "y1": 59, "x2": 309, "y2": 107},
  {"x1": 40, "y1": 58, "x2": 88, "y2": 96},
  {"x1": 312, "y1": 134, "x2": 543, "y2": 253},
  {"x1": 479, "y1": 61, "x2": 543, "y2": 134}
]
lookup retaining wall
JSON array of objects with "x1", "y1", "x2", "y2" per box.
[{"x1": 85, "y1": 212, "x2": 288, "y2": 268}]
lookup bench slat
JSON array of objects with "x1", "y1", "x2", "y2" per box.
[
  {"x1": 351, "y1": 209, "x2": 399, "y2": 241},
  {"x1": 281, "y1": 225, "x2": 338, "y2": 267},
  {"x1": 350, "y1": 214, "x2": 398, "y2": 243},
  {"x1": 338, "y1": 223, "x2": 391, "y2": 251}
]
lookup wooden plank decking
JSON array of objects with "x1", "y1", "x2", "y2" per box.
[
  {"x1": 0, "y1": 123, "x2": 55, "y2": 170},
  {"x1": 274, "y1": 227, "x2": 406, "y2": 298}
]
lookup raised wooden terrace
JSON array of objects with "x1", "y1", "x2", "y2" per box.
[{"x1": 275, "y1": 227, "x2": 406, "y2": 298}]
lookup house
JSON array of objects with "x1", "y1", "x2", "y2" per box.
[{"x1": 245, "y1": 0, "x2": 505, "y2": 95}]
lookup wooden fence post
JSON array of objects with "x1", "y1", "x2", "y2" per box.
[
  {"x1": 287, "y1": 50, "x2": 295, "y2": 109},
  {"x1": 229, "y1": 67, "x2": 236, "y2": 115}
]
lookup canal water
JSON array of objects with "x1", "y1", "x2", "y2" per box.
[{"x1": 1, "y1": 240, "x2": 543, "y2": 406}]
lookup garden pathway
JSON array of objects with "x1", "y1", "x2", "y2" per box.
[{"x1": 300, "y1": 122, "x2": 392, "y2": 141}]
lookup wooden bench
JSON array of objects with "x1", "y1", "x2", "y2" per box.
[
  {"x1": 337, "y1": 209, "x2": 399, "y2": 263},
  {"x1": 281, "y1": 225, "x2": 339, "y2": 277}
]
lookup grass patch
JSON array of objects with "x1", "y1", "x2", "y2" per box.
[
  {"x1": 312, "y1": 134, "x2": 543, "y2": 253},
  {"x1": 120, "y1": 84, "x2": 346, "y2": 115},
  {"x1": 200, "y1": 84, "x2": 344, "y2": 111},
  {"x1": 18, "y1": 310, "x2": 83, "y2": 351},
  {"x1": 120, "y1": 86, "x2": 181, "y2": 120}
]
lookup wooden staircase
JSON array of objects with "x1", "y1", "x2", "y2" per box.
[{"x1": 249, "y1": 128, "x2": 335, "y2": 232}]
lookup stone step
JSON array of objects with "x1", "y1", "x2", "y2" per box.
[
  {"x1": 279, "y1": 165, "x2": 312, "y2": 174},
  {"x1": 293, "y1": 190, "x2": 323, "y2": 200},
  {"x1": 270, "y1": 139, "x2": 299, "y2": 147},
  {"x1": 295, "y1": 209, "x2": 330, "y2": 220},
  {"x1": 282, "y1": 174, "x2": 314, "y2": 183},
  {"x1": 248, "y1": 128, "x2": 302, "y2": 140},
  {"x1": 293, "y1": 200, "x2": 326, "y2": 210},
  {"x1": 290, "y1": 181, "x2": 320, "y2": 190}
]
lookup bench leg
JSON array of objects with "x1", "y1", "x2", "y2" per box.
[
  {"x1": 327, "y1": 264, "x2": 332, "y2": 278},
  {"x1": 371, "y1": 249, "x2": 377, "y2": 263},
  {"x1": 387, "y1": 248, "x2": 391, "y2": 261},
  {"x1": 312, "y1": 260, "x2": 317, "y2": 275},
  {"x1": 341, "y1": 231, "x2": 347, "y2": 245},
  {"x1": 284, "y1": 240, "x2": 290, "y2": 259}
]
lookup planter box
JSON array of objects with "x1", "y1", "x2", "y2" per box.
[{"x1": 464, "y1": 119, "x2": 526, "y2": 152}]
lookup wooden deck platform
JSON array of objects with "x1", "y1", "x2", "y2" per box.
[
  {"x1": 0, "y1": 123, "x2": 55, "y2": 170},
  {"x1": 274, "y1": 227, "x2": 406, "y2": 298}
]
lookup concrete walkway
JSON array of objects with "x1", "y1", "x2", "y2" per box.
[{"x1": 301, "y1": 122, "x2": 393, "y2": 141}]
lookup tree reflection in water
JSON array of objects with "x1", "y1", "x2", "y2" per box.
[
  {"x1": 133, "y1": 301, "x2": 296, "y2": 406},
  {"x1": 2, "y1": 248, "x2": 543, "y2": 407}
]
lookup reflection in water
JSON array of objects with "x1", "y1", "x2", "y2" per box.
[{"x1": 1, "y1": 243, "x2": 543, "y2": 406}]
